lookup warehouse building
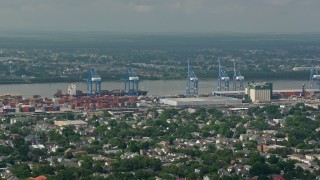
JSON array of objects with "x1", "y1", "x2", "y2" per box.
[
  {"x1": 54, "y1": 120, "x2": 87, "y2": 127},
  {"x1": 160, "y1": 96, "x2": 242, "y2": 106}
]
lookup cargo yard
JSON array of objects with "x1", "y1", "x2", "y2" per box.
[
  {"x1": 1, "y1": 63, "x2": 320, "y2": 114},
  {"x1": 1, "y1": 85, "x2": 320, "y2": 114}
]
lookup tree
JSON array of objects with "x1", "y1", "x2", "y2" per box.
[
  {"x1": 159, "y1": 109, "x2": 178, "y2": 120},
  {"x1": 90, "y1": 114, "x2": 99, "y2": 121},
  {"x1": 32, "y1": 165, "x2": 55, "y2": 176},
  {"x1": 0, "y1": 145, "x2": 13, "y2": 156},
  {"x1": 57, "y1": 112, "x2": 75, "y2": 120},
  {"x1": 249, "y1": 163, "x2": 271, "y2": 176},
  {"x1": 103, "y1": 110, "x2": 112, "y2": 117},
  {"x1": 48, "y1": 130, "x2": 63, "y2": 141},
  {"x1": 30, "y1": 149, "x2": 46, "y2": 162},
  {"x1": 65, "y1": 152, "x2": 74, "y2": 159},
  {"x1": 93, "y1": 163, "x2": 104, "y2": 173},
  {"x1": 236, "y1": 127, "x2": 246, "y2": 135},
  {"x1": 234, "y1": 141, "x2": 243, "y2": 150},
  {"x1": 78, "y1": 155, "x2": 94, "y2": 170},
  {"x1": 148, "y1": 108, "x2": 159, "y2": 119},
  {"x1": 265, "y1": 105, "x2": 280, "y2": 116},
  {"x1": 248, "y1": 152, "x2": 265, "y2": 164},
  {"x1": 11, "y1": 163, "x2": 31, "y2": 178},
  {"x1": 50, "y1": 167, "x2": 92, "y2": 180},
  {"x1": 208, "y1": 108, "x2": 223, "y2": 118},
  {"x1": 12, "y1": 137, "x2": 25, "y2": 148},
  {"x1": 268, "y1": 155, "x2": 279, "y2": 164},
  {"x1": 17, "y1": 144, "x2": 30, "y2": 161}
]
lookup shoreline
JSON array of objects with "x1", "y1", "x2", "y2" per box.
[{"x1": 0, "y1": 76, "x2": 311, "y2": 85}]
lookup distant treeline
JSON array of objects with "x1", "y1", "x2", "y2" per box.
[
  {"x1": 242, "y1": 71, "x2": 309, "y2": 80},
  {"x1": 1, "y1": 31, "x2": 320, "y2": 51}
]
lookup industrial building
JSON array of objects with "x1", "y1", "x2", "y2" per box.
[
  {"x1": 246, "y1": 82, "x2": 273, "y2": 103},
  {"x1": 293, "y1": 66, "x2": 320, "y2": 71},
  {"x1": 273, "y1": 89, "x2": 320, "y2": 98},
  {"x1": 160, "y1": 96, "x2": 242, "y2": 106},
  {"x1": 213, "y1": 90, "x2": 246, "y2": 99},
  {"x1": 54, "y1": 120, "x2": 87, "y2": 127}
]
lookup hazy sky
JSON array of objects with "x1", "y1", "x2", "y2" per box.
[{"x1": 0, "y1": 0, "x2": 319, "y2": 33}]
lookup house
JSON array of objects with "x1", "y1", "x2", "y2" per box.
[
  {"x1": 271, "y1": 175, "x2": 285, "y2": 180},
  {"x1": 295, "y1": 163, "x2": 317, "y2": 172},
  {"x1": 305, "y1": 154, "x2": 317, "y2": 161},
  {"x1": 257, "y1": 144, "x2": 286, "y2": 153},
  {"x1": 29, "y1": 175, "x2": 47, "y2": 180},
  {"x1": 30, "y1": 144, "x2": 45, "y2": 150},
  {"x1": 105, "y1": 148, "x2": 122, "y2": 154},
  {"x1": 227, "y1": 166, "x2": 234, "y2": 173},
  {"x1": 217, "y1": 168, "x2": 230, "y2": 176},
  {"x1": 59, "y1": 158, "x2": 79, "y2": 168},
  {"x1": 10, "y1": 117, "x2": 30, "y2": 124},
  {"x1": 121, "y1": 152, "x2": 139, "y2": 159},
  {"x1": 187, "y1": 108, "x2": 196, "y2": 114},
  {"x1": 194, "y1": 168, "x2": 201, "y2": 174},
  {"x1": 289, "y1": 154, "x2": 306, "y2": 162},
  {"x1": 24, "y1": 134, "x2": 38, "y2": 143},
  {"x1": 203, "y1": 175, "x2": 210, "y2": 180},
  {"x1": 249, "y1": 134, "x2": 260, "y2": 141},
  {"x1": 243, "y1": 165, "x2": 252, "y2": 172},
  {"x1": 239, "y1": 134, "x2": 248, "y2": 141},
  {"x1": 308, "y1": 140, "x2": 318, "y2": 145}
]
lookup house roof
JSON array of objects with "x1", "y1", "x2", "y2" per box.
[{"x1": 29, "y1": 175, "x2": 47, "y2": 180}]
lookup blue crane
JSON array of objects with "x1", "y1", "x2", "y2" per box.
[
  {"x1": 84, "y1": 68, "x2": 101, "y2": 97},
  {"x1": 186, "y1": 59, "x2": 199, "y2": 97},
  {"x1": 233, "y1": 60, "x2": 244, "y2": 91},
  {"x1": 217, "y1": 59, "x2": 230, "y2": 91},
  {"x1": 122, "y1": 68, "x2": 139, "y2": 96},
  {"x1": 309, "y1": 63, "x2": 320, "y2": 89}
]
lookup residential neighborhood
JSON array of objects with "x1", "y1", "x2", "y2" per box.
[{"x1": 0, "y1": 93, "x2": 320, "y2": 179}]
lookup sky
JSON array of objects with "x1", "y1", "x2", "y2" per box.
[{"x1": 0, "y1": 0, "x2": 319, "y2": 33}]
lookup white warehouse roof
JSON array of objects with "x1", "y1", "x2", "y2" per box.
[{"x1": 160, "y1": 96, "x2": 242, "y2": 106}]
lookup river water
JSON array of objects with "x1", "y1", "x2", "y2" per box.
[{"x1": 0, "y1": 79, "x2": 312, "y2": 98}]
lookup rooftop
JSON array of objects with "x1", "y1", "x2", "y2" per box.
[{"x1": 164, "y1": 96, "x2": 240, "y2": 102}]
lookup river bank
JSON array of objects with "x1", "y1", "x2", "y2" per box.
[
  {"x1": 0, "y1": 70, "x2": 310, "y2": 85},
  {"x1": 0, "y1": 79, "x2": 311, "y2": 98}
]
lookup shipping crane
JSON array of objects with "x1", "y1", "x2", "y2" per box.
[
  {"x1": 186, "y1": 59, "x2": 198, "y2": 97},
  {"x1": 217, "y1": 59, "x2": 230, "y2": 91},
  {"x1": 123, "y1": 68, "x2": 139, "y2": 96},
  {"x1": 300, "y1": 84, "x2": 306, "y2": 97},
  {"x1": 309, "y1": 63, "x2": 320, "y2": 89},
  {"x1": 233, "y1": 60, "x2": 244, "y2": 91},
  {"x1": 84, "y1": 68, "x2": 101, "y2": 97},
  {"x1": 9, "y1": 61, "x2": 13, "y2": 74}
]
